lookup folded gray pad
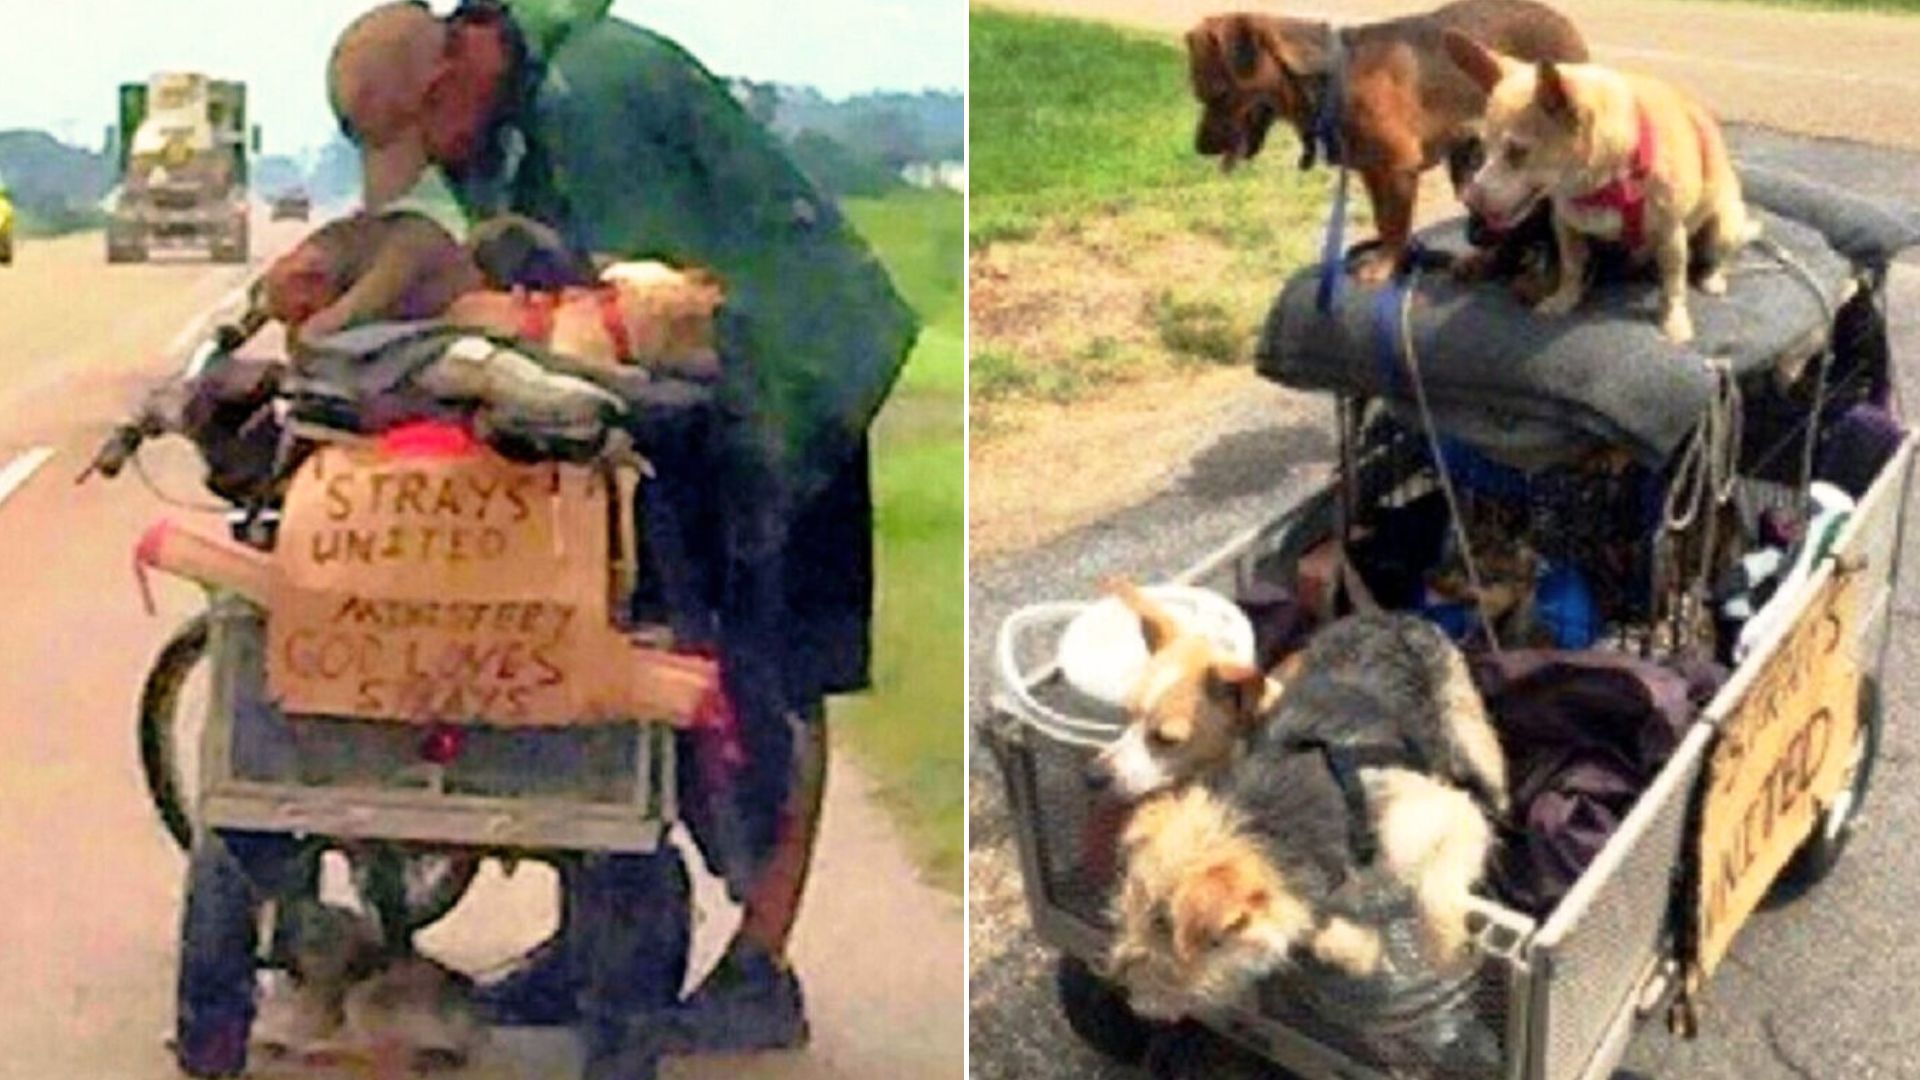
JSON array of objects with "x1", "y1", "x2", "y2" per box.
[{"x1": 1256, "y1": 167, "x2": 1918, "y2": 465}]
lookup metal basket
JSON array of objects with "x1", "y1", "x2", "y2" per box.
[{"x1": 986, "y1": 484, "x2": 1715, "y2": 1080}]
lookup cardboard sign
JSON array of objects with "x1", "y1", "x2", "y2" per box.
[
  {"x1": 265, "y1": 440, "x2": 711, "y2": 727},
  {"x1": 1693, "y1": 569, "x2": 1863, "y2": 977}
]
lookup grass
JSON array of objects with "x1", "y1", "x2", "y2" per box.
[
  {"x1": 1151, "y1": 289, "x2": 1241, "y2": 365},
  {"x1": 969, "y1": 7, "x2": 1328, "y2": 424},
  {"x1": 13, "y1": 204, "x2": 107, "y2": 238},
  {"x1": 970, "y1": 7, "x2": 1326, "y2": 247},
  {"x1": 850, "y1": 189, "x2": 966, "y2": 398},
  {"x1": 834, "y1": 188, "x2": 965, "y2": 890}
]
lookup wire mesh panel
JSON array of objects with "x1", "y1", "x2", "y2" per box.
[{"x1": 1528, "y1": 724, "x2": 1712, "y2": 1080}]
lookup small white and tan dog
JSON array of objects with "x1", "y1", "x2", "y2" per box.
[{"x1": 1087, "y1": 578, "x2": 1287, "y2": 800}]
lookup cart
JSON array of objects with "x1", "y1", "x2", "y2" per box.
[
  {"x1": 984, "y1": 171, "x2": 1920, "y2": 1080},
  {"x1": 88, "y1": 315, "x2": 728, "y2": 1079}
]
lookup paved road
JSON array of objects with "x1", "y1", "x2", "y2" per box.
[
  {"x1": 0, "y1": 214, "x2": 961, "y2": 1079},
  {"x1": 968, "y1": 122, "x2": 1920, "y2": 1079}
]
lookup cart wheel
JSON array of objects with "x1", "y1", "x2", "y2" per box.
[
  {"x1": 140, "y1": 615, "x2": 479, "y2": 931},
  {"x1": 1056, "y1": 953, "x2": 1155, "y2": 1065},
  {"x1": 141, "y1": 614, "x2": 210, "y2": 852},
  {"x1": 1780, "y1": 676, "x2": 1883, "y2": 890}
]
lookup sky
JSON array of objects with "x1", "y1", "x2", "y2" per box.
[{"x1": 0, "y1": 0, "x2": 964, "y2": 156}]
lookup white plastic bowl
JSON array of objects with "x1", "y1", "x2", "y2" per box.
[{"x1": 1056, "y1": 584, "x2": 1256, "y2": 709}]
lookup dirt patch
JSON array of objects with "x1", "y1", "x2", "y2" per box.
[
  {"x1": 974, "y1": 367, "x2": 1321, "y2": 556},
  {"x1": 968, "y1": 172, "x2": 1465, "y2": 557},
  {"x1": 969, "y1": 198, "x2": 1331, "y2": 554}
]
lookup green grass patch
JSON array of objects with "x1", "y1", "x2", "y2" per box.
[
  {"x1": 847, "y1": 189, "x2": 965, "y2": 397},
  {"x1": 1151, "y1": 289, "x2": 1242, "y2": 365},
  {"x1": 969, "y1": 7, "x2": 1327, "y2": 246},
  {"x1": 833, "y1": 188, "x2": 964, "y2": 890},
  {"x1": 968, "y1": 6, "x2": 1331, "y2": 422},
  {"x1": 835, "y1": 424, "x2": 964, "y2": 889},
  {"x1": 14, "y1": 203, "x2": 107, "y2": 238}
]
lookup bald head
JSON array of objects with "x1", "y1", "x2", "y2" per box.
[{"x1": 329, "y1": 3, "x2": 447, "y2": 148}]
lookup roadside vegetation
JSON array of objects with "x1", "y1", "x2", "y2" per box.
[
  {"x1": 969, "y1": 7, "x2": 1337, "y2": 435},
  {"x1": 837, "y1": 188, "x2": 964, "y2": 890}
]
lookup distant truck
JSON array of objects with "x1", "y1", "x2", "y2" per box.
[{"x1": 106, "y1": 73, "x2": 258, "y2": 264}]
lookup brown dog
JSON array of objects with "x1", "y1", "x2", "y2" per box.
[
  {"x1": 1184, "y1": 0, "x2": 1587, "y2": 283},
  {"x1": 262, "y1": 211, "x2": 723, "y2": 378}
]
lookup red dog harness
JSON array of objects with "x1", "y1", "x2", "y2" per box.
[
  {"x1": 512, "y1": 285, "x2": 635, "y2": 362},
  {"x1": 1569, "y1": 105, "x2": 1712, "y2": 253}
]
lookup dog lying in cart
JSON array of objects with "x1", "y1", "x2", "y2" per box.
[{"x1": 985, "y1": 167, "x2": 1920, "y2": 1080}]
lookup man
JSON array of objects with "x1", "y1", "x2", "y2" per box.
[{"x1": 324, "y1": 0, "x2": 917, "y2": 1070}]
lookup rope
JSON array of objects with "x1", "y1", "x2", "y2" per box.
[
  {"x1": 1311, "y1": 29, "x2": 1351, "y2": 315},
  {"x1": 1750, "y1": 234, "x2": 1840, "y2": 505},
  {"x1": 1385, "y1": 261, "x2": 1504, "y2": 653}
]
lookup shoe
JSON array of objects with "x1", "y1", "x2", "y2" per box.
[
  {"x1": 656, "y1": 941, "x2": 809, "y2": 1055},
  {"x1": 471, "y1": 937, "x2": 581, "y2": 1027}
]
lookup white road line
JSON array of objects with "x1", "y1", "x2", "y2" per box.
[
  {"x1": 0, "y1": 448, "x2": 55, "y2": 511},
  {"x1": 166, "y1": 279, "x2": 256, "y2": 361}
]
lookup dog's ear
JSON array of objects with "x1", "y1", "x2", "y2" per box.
[
  {"x1": 1535, "y1": 61, "x2": 1576, "y2": 123},
  {"x1": 1226, "y1": 16, "x2": 1331, "y2": 82},
  {"x1": 1206, "y1": 660, "x2": 1272, "y2": 724},
  {"x1": 1103, "y1": 576, "x2": 1184, "y2": 653},
  {"x1": 1443, "y1": 29, "x2": 1509, "y2": 96},
  {"x1": 1224, "y1": 15, "x2": 1265, "y2": 81},
  {"x1": 1174, "y1": 859, "x2": 1270, "y2": 964}
]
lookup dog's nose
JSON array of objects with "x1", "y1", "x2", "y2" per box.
[{"x1": 1083, "y1": 759, "x2": 1113, "y2": 792}]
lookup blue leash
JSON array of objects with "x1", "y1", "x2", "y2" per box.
[{"x1": 1312, "y1": 27, "x2": 1351, "y2": 314}]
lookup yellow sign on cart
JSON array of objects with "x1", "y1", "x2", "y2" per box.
[{"x1": 1693, "y1": 569, "x2": 1862, "y2": 978}]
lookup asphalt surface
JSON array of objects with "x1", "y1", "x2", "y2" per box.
[
  {"x1": 0, "y1": 213, "x2": 961, "y2": 1079},
  {"x1": 967, "y1": 128, "x2": 1920, "y2": 1080}
]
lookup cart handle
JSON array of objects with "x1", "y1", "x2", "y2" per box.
[{"x1": 993, "y1": 602, "x2": 1127, "y2": 748}]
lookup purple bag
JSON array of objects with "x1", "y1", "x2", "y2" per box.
[{"x1": 1471, "y1": 651, "x2": 1725, "y2": 917}]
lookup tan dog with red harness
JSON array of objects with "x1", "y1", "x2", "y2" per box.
[{"x1": 1445, "y1": 32, "x2": 1759, "y2": 343}]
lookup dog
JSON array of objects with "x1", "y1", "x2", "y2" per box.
[
  {"x1": 261, "y1": 210, "x2": 724, "y2": 377},
  {"x1": 263, "y1": 898, "x2": 484, "y2": 1074},
  {"x1": 1106, "y1": 612, "x2": 1508, "y2": 1021},
  {"x1": 1184, "y1": 0, "x2": 1588, "y2": 284},
  {"x1": 1445, "y1": 33, "x2": 1759, "y2": 343},
  {"x1": 1425, "y1": 500, "x2": 1554, "y2": 647},
  {"x1": 1086, "y1": 577, "x2": 1283, "y2": 800}
]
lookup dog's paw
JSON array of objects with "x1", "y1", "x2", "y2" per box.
[
  {"x1": 1312, "y1": 917, "x2": 1384, "y2": 977},
  {"x1": 1350, "y1": 250, "x2": 1398, "y2": 286},
  {"x1": 1660, "y1": 307, "x2": 1696, "y2": 344},
  {"x1": 1533, "y1": 290, "x2": 1580, "y2": 318},
  {"x1": 1418, "y1": 912, "x2": 1481, "y2": 976},
  {"x1": 1698, "y1": 268, "x2": 1729, "y2": 296}
]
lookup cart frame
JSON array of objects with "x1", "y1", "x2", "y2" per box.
[{"x1": 987, "y1": 423, "x2": 1914, "y2": 1080}]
